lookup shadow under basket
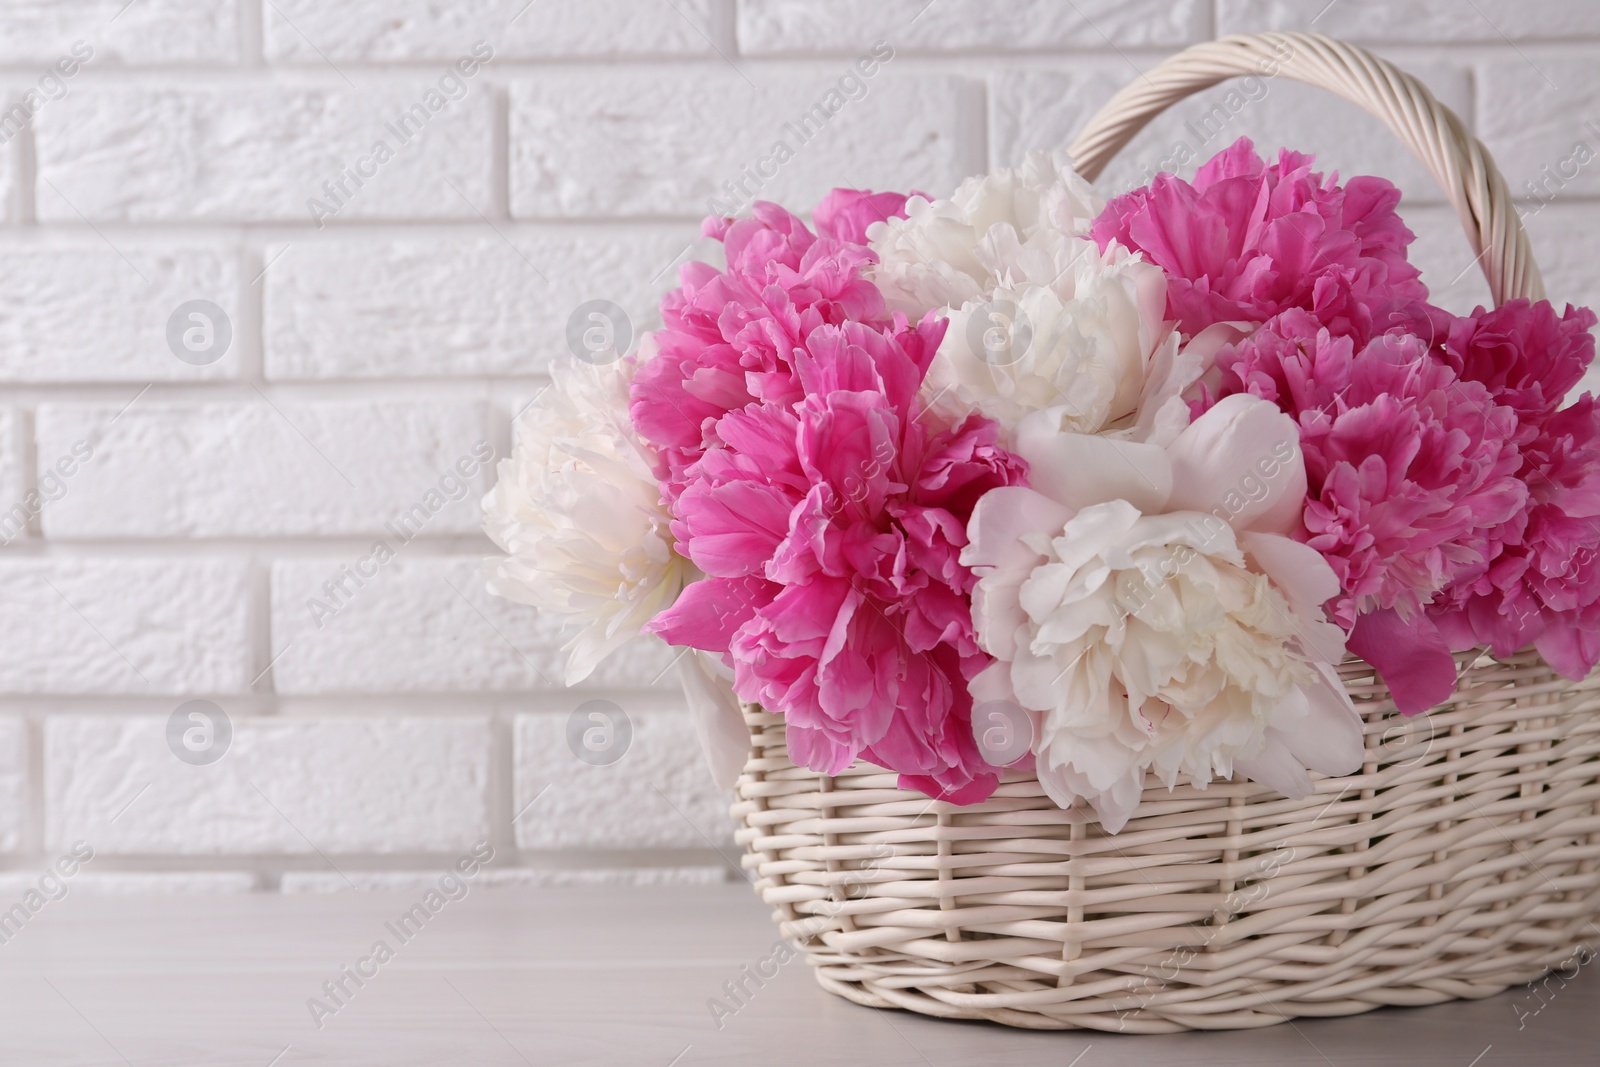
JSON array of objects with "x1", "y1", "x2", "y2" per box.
[{"x1": 730, "y1": 648, "x2": 1600, "y2": 1032}]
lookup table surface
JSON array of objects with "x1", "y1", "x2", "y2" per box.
[{"x1": 0, "y1": 883, "x2": 1595, "y2": 1066}]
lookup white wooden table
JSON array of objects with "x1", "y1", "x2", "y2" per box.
[{"x1": 0, "y1": 884, "x2": 1594, "y2": 1065}]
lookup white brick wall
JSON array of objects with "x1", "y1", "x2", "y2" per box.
[
  {"x1": 0, "y1": 1, "x2": 237, "y2": 64},
  {"x1": 44, "y1": 714, "x2": 492, "y2": 853},
  {"x1": 0, "y1": 244, "x2": 239, "y2": 381},
  {"x1": 262, "y1": 0, "x2": 719, "y2": 60},
  {"x1": 35, "y1": 84, "x2": 496, "y2": 222},
  {"x1": 268, "y1": 557, "x2": 679, "y2": 693},
  {"x1": 1215, "y1": 1, "x2": 1600, "y2": 42},
  {"x1": 513, "y1": 704, "x2": 733, "y2": 851},
  {"x1": 737, "y1": 0, "x2": 1209, "y2": 51},
  {"x1": 0, "y1": 1, "x2": 1594, "y2": 890},
  {"x1": 37, "y1": 401, "x2": 490, "y2": 537},
  {"x1": 0, "y1": 717, "x2": 26, "y2": 852},
  {"x1": 0, "y1": 559, "x2": 251, "y2": 692},
  {"x1": 261, "y1": 231, "x2": 696, "y2": 378},
  {"x1": 507, "y1": 71, "x2": 971, "y2": 217}
]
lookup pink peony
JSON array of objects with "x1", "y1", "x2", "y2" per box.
[
  {"x1": 1436, "y1": 299, "x2": 1599, "y2": 434},
  {"x1": 813, "y1": 188, "x2": 920, "y2": 246},
  {"x1": 1210, "y1": 308, "x2": 1526, "y2": 712},
  {"x1": 1091, "y1": 138, "x2": 1427, "y2": 343},
  {"x1": 647, "y1": 313, "x2": 1027, "y2": 803},
  {"x1": 629, "y1": 195, "x2": 909, "y2": 505},
  {"x1": 1426, "y1": 299, "x2": 1600, "y2": 679}
]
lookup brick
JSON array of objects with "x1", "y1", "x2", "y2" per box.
[
  {"x1": 279, "y1": 866, "x2": 727, "y2": 892},
  {"x1": 1404, "y1": 203, "x2": 1495, "y2": 317},
  {"x1": 989, "y1": 68, "x2": 1119, "y2": 178},
  {"x1": 0, "y1": 559, "x2": 250, "y2": 694},
  {"x1": 264, "y1": 0, "x2": 715, "y2": 60},
  {"x1": 1521, "y1": 205, "x2": 1600, "y2": 406},
  {"x1": 513, "y1": 706, "x2": 734, "y2": 850},
  {"x1": 269, "y1": 557, "x2": 680, "y2": 693},
  {"x1": 1218, "y1": 0, "x2": 1600, "y2": 42},
  {"x1": 1525, "y1": 204, "x2": 1600, "y2": 309},
  {"x1": 1479, "y1": 60, "x2": 1600, "y2": 200},
  {"x1": 44, "y1": 715, "x2": 491, "y2": 854},
  {"x1": 0, "y1": 1, "x2": 234, "y2": 64},
  {"x1": 0, "y1": 409, "x2": 26, "y2": 541},
  {"x1": 993, "y1": 61, "x2": 1471, "y2": 207},
  {"x1": 477, "y1": 866, "x2": 729, "y2": 886},
  {"x1": 0, "y1": 129, "x2": 14, "y2": 223},
  {"x1": 279, "y1": 869, "x2": 494, "y2": 893},
  {"x1": 34, "y1": 401, "x2": 488, "y2": 538},
  {"x1": 738, "y1": 0, "x2": 1206, "y2": 53},
  {"x1": 0, "y1": 244, "x2": 238, "y2": 382},
  {"x1": 262, "y1": 230, "x2": 696, "y2": 379},
  {"x1": 0, "y1": 872, "x2": 259, "y2": 895},
  {"x1": 510, "y1": 70, "x2": 968, "y2": 218},
  {"x1": 0, "y1": 718, "x2": 26, "y2": 852},
  {"x1": 34, "y1": 83, "x2": 493, "y2": 222}
]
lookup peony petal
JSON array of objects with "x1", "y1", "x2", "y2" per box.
[
  {"x1": 1014, "y1": 410, "x2": 1173, "y2": 513},
  {"x1": 678, "y1": 651, "x2": 753, "y2": 789},
  {"x1": 1034, "y1": 759, "x2": 1080, "y2": 812},
  {"x1": 970, "y1": 579, "x2": 1027, "y2": 661},
  {"x1": 898, "y1": 772, "x2": 998, "y2": 805},
  {"x1": 1239, "y1": 531, "x2": 1348, "y2": 663},
  {"x1": 963, "y1": 485, "x2": 1074, "y2": 573},
  {"x1": 1134, "y1": 320, "x2": 1251, "y2": 445},
  {"x1": 786, "y1": 720, "x2": 860, "y2": 776},
  {"x1": 1240, "y1": 531, "x2": 1338, "y2": 608},
  {"x1": 1035, "y1": 751, "x2": 1146, "y2": 831},
  {"x1": 645, "y1": 575, "x2": 774, "y2": 653},
  {"x1": 1284, "y1": 665, "x2": 1365, "y2": 778},
  {"x1": 1165, "y1": 392, "x2": 1307, "y2": 535},
  {"x1": 562, "y1": 619, "x2": 647, "y2": 688},
  {"x1": 1535, "y1": 623, "x2": 1600, "y2": 681},
  {"x1": 679, "y1": 479, "x2": 799, "y2": 577},
  {"x1": 1346, "y1": 607, "x2": 1458, "y2": 715},
  {"x1": 813, "y1": 188, "x2": 915, "y2": 246},
  {"x1": 1234, "y1": 734, "x2": 1315, "y2": 800}
]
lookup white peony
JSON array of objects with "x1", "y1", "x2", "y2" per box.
[
  {"x1": 866, "y1": 150, "x2": 1105, "y2": 316},
  {"x1": 677, "y1": 649, "x2": 750, "y2": 788},
  {"x1": 483, "y1": 344, "x2": 693, "y2": 685},
  {"x1": 876, "y1": 153, "x2": 1244, "y2": 449},
  {"x1": 927, "y1": 240, "x2": 1197, "y2": 442},
  {"x1": 962, "y1": 394, "x2": 1363, "y2": 833}
]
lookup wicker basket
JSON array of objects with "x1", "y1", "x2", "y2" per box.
[{"x1": 728, "y1": 32, "x2": 1600, "y2": 1032}]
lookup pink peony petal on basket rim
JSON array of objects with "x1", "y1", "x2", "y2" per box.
[
  {"x1": 1346, "y1": 606, "x2": 1458, "y2": 715},
  {"x1": 1535, "y1": 624, "x2": 1600, "y2": 682},
  {"x1": 895, "y1": 771, "x2": 996, "y2": 806}
]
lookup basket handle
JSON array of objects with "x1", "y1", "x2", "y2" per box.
[{"x1": 1066, "y1": 32, "x2": 1543, "y2": 307}]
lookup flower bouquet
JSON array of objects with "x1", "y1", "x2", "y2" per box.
[
  {"x1": 484, "y1": 33, "x2": 1600, "y2": 1032},
  {"x1": 485, "y1": 140, "x2": 1600, "y2": 829}
]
